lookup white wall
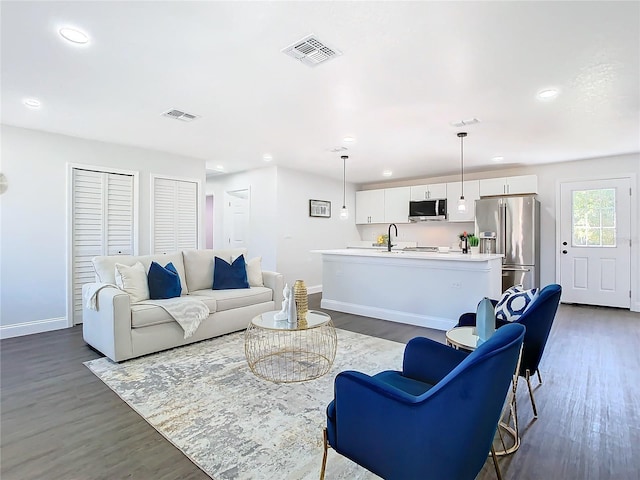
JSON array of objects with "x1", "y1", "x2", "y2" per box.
[
  {"x1": 0, "y1": 125, "x2": 206, "y2": 335},
  {"x1": 275, "y1": 167, "x2": 360, "y2": 291},
  {"x1": 360, "y1": 153, "x2": 640, "y2": 311},
  {"x1": 206, "y1": 166, "x2": 279, "y2": 271},
  {"x1": 207, "y1": 166, "x2": 360, "y2": 292}
]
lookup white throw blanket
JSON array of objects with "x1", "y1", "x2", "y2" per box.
[
  {"x1": 138, "y1": 298, "x2": 210, "y2": 339},
  {"x1": 83, "y1": 284, "x2": 209, "y2": 339},
  {"x1": 84, "y1": 283, "x2": 119, "y2": 311}
]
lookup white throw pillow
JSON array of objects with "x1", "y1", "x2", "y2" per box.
[
  {"x1": 494, "y1": 284, "x2": 539, "y2": 322},
  {"x1": 114, "y1": 261, "x2": 150, "y2": 303},
  {"x1": 232, "y1": 254, "x2": 263, "y2": 287}
]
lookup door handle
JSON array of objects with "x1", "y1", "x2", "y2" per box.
[
  {"x1": 562, "y1": 250, "x2": 567, "y2": 254},
  {"x1": 562, "y1": 241, "x2": 567, "y2": 246},
  {"x1": 502, "y1": 267, "x2": 531, "y2": 272}
]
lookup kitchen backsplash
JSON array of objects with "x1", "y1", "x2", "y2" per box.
[{"x1": 358, "y1": 221, "x2": 475, "y2": 247}]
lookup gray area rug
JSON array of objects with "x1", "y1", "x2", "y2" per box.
[{"x1": 85, "y1": 329, "x2": 405, "y2": 479}]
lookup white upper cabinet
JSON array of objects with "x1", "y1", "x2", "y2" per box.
[
  {"x1": 446, "y1": 180, "x2": 480, "y2": 222},
  {"x1": 479, "y1": 175, "x2": 538, "y2": 197},
  {"x1": 356, "y1": 187, "x2": 410, "y2": 224},
  {"x1": 355, "y1": 189, "x2": 385, "y2": 224},
  {"x1": 384, "y1": 186, "x2": 411, "y2": 224},
  {"x1": 410, "y1": 183, "x2": 447, "y2": 201}
]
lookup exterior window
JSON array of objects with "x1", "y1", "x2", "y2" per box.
[{"x1": 572, "y1": 188, "x2": 616, "y2": 247}]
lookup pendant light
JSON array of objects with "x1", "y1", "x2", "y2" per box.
[
  {"x1": 340, "y1": 155, "x2": 349, "y2": 220},
  {"x1": 457, "y1": 132, "x2": 467, "y2": 212}
]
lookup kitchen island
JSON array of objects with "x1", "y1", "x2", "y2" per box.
[{"x1": 313, "y1": 249, "x2": 504, "y2": 331}]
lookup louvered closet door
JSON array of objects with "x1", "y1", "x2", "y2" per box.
[
  {"x1": 153, "y1": 177, "x2": 198, "y2": 254},
  {"x1": 72, "y1": 169, "x2": 134, "y2": 325}
]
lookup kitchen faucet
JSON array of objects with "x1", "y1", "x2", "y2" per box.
[{"x1": 387, "y1": 223, "x2": 398, "y2": 252}]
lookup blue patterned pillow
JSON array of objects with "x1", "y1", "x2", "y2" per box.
[
  {"x1": 495, "y1": 285, "x2": 539, "y2": 322},
  {"x1": 147, "y1": 261, "x2": 182, "y2": 299}
]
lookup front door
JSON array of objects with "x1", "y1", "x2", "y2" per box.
[{"x1": 559, "y1": 178, "x2": 631, "y2": 308}]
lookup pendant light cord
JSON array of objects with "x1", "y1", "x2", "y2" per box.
[
  {"x1": 342, "y1": 156, "x2": 347, "y2": 208},
  {"x1": 458, "y1": 132, "x2": 467, "y2": 197}
]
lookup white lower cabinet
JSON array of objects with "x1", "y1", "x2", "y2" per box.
[{"x1": 446, "y1": 180, "x2": 479, "y2": 222}]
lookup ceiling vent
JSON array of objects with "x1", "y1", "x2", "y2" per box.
[
  {"x1": 161, "y1": 109, "x2": 200, "y2": 122},
  {"x1": 282, "y1": 34, "x2": 342, "y2": 67},
  {"x1": 450, "y1": 118, "x2": 480, "y2": 128},
  {"x1": 329, "y1": 146, "x2": 348, "y2": 153}
]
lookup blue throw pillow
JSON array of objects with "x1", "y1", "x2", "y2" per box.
[
  {"x1": 147, "y1": 261, "x2": 182, "y2": 299},
  {"x1": 213, "y1": 255, "x2": 249, "y2": 290},
  {"x1": 495, "y1": 284, "x2": 539, "y2": 322}
]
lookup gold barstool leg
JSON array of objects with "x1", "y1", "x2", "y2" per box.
[
  {"x1": 490, "y1": 445, "x2": 503, "y2": 480},
  {"x1": 320, "y1": 428, "x2": 328, "y2": 480},
  {"x1": 525, "y1": 369, "x2": 538, "y2": 418}
]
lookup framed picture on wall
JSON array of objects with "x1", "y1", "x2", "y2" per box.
[{"x1": 309, "y1": 199, "x2": 331, "y2": 218}]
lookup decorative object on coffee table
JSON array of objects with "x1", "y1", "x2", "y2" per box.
[
  {"x1": 274, "y1": 283, "x2": 290, "y2": 321},
  {"x1": 245, "y1": 310, "x2": 337, "y2": 383},
  {"x1": 293, "y1": 279, "x2": 308, "y2": 324}
]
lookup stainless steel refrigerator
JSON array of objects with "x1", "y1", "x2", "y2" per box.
[{"x1": 475, "y1": 196, "x2": 540, "y2": 291}]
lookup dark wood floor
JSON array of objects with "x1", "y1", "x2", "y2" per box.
[{"x1": 1, "y1": 295, "x2": 639, "y2": 479}]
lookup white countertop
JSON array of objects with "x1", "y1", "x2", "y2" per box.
[{"x1": 313, "y1": 249, "x2": 504, "y2": 262}]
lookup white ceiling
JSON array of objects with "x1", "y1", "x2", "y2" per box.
[{"x1": 2, "y1": 1, "x2": 639, "y2": 184}]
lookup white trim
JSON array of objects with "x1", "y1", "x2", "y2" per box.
[
  {"x1": 66, "y1": 163, "x2": 140, "y2": 328},
  {"x1": 555, "y1": 172, "x2": 637, "y2": 311},
  {"x1": 307, "y1": 284, "x2": 322, "y2": 295},
  {"x1": 150, "y1": 173, "x2": 203, "y2": 253},
  {"x1": 320, "y1": 299, "x2": 456, "y2": 331},
  {"x1": 0, "y1": 317, "x2": 68, "y2": 339}
]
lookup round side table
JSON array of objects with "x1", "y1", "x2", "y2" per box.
[
  {"x1": 244, "y1": 310, "x2": 337, "y2": 383},
  {"x1": 445, "y1": 326, "x2": 522, "y2": 456}
]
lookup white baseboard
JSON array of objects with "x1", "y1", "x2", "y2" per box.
[
  {"x1": 632, "y1": 300, "x2": 640, "y2": 313},
  {"x1": 0, "y1": 317, "x2": 68, "y2": 339},
  {"x1": 307, "y1": 284, "x2": 322, "y2": 295},
  {"x1": 320, "y1": 299, "x2": 456, "y2": 331}
]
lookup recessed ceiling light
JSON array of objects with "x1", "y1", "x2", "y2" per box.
[
  {"x1": 492, "y1": 156, "x2": 504, "y2": 162},
  {"x1": 263, "y1": 154, "x2": 273, "y2": 162},
  {"x1": 343, "y1": 136, "x2": 355, "y2": 143},
  {"x1": 537, "y1": 88, "x2": 559, "y2": 100},
  {"x1": 215, "y1": 165, "x2": 224, "y2": 171},
  {"x1": 382, "y1": 170, "x2": 393, "y2": 177},
  {"x1": 23, "y1": 98, "x2": 41, "y2": 109},
  {"x1": 59, "y1": 27, "x2": 90, "y2": 44}
]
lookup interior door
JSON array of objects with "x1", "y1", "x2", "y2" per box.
[
  {"x1": 71, "y1": 168, "x2": 134, "y2": 325},
  {"x1": 559, "y1": 178, "x2": 631, "y2": 307},
  {"x1": 223, "y1": 189, "x2": 250, "y2": 249}
]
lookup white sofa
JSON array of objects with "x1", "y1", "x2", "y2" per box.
[{"x1": 83, "y1": 248, "x2": 284, "y2": 362}]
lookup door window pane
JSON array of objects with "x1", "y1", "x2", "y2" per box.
[{"x1": 572, "y1": 188, "x2": 616, "y2": 247}]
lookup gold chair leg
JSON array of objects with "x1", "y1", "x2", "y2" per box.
[
  {"x1": 320, "y1": 428, "x2": 328, "y2": 480},
  {"x1": 525, "y1": 369, "x2": 538, "y2": 418},
  {"x1": 536, "y1": 369, "x2": 543, "y2": 385},
  {"x1": 490, "y1": 445, "x2": 503, "y2": 480}
]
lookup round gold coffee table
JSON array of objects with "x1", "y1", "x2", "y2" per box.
[{"x1": 244, "y1": 310, "x2": 337, "y2": 383}]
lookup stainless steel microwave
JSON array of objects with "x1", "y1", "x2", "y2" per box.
[{"x1": 409, "y1": 199, "x2": 447, "y2": 221}]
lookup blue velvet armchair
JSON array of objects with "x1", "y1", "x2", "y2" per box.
[
  {"x1": 457, "y1": 283, "x2": 562, "y2": 417},
  {"x1": 321, "y1": 323, "x2": 525, "y2": 480}
]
